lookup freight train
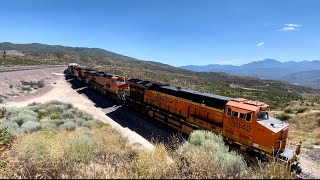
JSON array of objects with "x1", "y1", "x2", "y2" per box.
[{"x1": 67, "y1": 63, "x2": 302, "y2": 173}]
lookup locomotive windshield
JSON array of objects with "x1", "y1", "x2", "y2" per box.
[
  {"x1": 116, "y1": 77, "x2": 125, "y2": 83},
  {"x1": 257, "y1": 111, "x2": 269, "y2": 121}
]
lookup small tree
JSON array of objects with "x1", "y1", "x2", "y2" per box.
[
  {"x1": 0, "y1": 127, "x2": 16, "y2": 172},
  {"x1": 3, "y1": 51, "x2": 6, "y2": 58}
]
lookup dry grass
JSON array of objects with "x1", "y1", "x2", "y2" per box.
[
  {"x1": 2, "y1": 126, "x2": 135, "y2": 179},
  {"x1": 270, "y1": 99, "x2": 320, "y2": 149},
  {"x1": 1, "y1": 128, "x2": 296, "y2": 179}
]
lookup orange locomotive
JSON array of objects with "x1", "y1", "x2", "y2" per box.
[
  {"x1": 68, "y1": 63, "x2": 301, "y2": 173},
  {"x1": 68, "y1": 63, "x2": 128, "y2": 101},
  {"x1": 127, "y1": 78, "x2": 301, "y2": 173}
]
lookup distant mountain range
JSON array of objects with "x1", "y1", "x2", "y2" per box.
[
  {"x1": 1, "y1": 42, "x2": 320, "y2": 109},
  {"x1": 180, "y1": 59, "x2": 320, "y2": 89}
]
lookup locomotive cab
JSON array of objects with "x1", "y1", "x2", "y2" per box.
[
  {"x1": 67, "y1": 63, "x2": 79, "y2": 75},
  {"x1": 224, "y1": 98, "x2": 289, "y2": 156}
]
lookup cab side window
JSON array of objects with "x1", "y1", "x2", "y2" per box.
[
  {"x1": 246, "y1": 113, "x2": 252, "y2": 122},
  {"x1": 239, "y1": 113, "x2": 245, "y2": 119},
  {"x1": 232, "y1": 111, "x2": 238, "y2": 118},
  {"x1": 227, "y1": 107, "x2": 232, "y2": 116}
]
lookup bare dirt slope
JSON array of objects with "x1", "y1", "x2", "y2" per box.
[{"x1": 0, "y1": 67, "x2": 155, "y2": 151}]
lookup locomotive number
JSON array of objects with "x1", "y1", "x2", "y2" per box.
[{"x1": 231, "y1": 121, "x2": 251, "y2": 132}]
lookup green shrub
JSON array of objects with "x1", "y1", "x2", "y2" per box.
[
  {"x1": 297, "y1": 107, "x2": 308, "y2": 114},
  {"x1": 40, "y1": 118, "x2": 56, "y2": 130},
  {"x1": 61, "y1": 121, "x2": 77, "y2": 131},
  {"x1": 47, "y1": 104, "x2": 65, "y2": 114},
  {"x1": 48, "y1": 100, "x2": 64, "y2": 106},
  {"x1": 7, "y1": 109, "x2": 38, "y2": 126},
  {"x1": 62, "y1": 110, "x2": 75, "y2": 119},
  {"x1": 276, "y1": 114, "x2": 291, "y2": 121},
  {"x1": 176, "y1": 130, "x2": 247, "y2": 178},
  {"x1": 1, "y1": 102, "x2": 98, "y2": 135},
  {"x1": 21, "y1": 121, "x2": 41, "y2": 133},
  {"x1": 0, "y1": 121, "x2": 21, "y2": 135},
  {"x1": 284, "y1": 108, "x2": 293, "y2": 114},
  {"x1": 37, "y1": 109, "x2": 47, "y2": 118},
  {"x1": 81, "y1": 113, "x2": 94, "y2": 121},
  {"x1": 82, "y1": 120, "x2": 99, "y2": 129},
  {"x1": 65, "y1": 134, "x2": 98, "y2": 163},
  {"x1": 74, "y1": 118, "x2": 86, "y2": 126},
  {"x1": 51, "y1": 119, "x2": 65, "y2": 127},
  {"x1": 77, "y1": 127, "x2": 91, "y2": 133}
]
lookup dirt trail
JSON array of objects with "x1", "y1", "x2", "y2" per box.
[{"x1": 1, "y1": 68, "x2": 154, "y2": 151}]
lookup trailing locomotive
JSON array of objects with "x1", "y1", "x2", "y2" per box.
[
  {"x1": 69, "y1": 63, "x2": 128, "y2": 101},
  {"x1": 67, "y1": 63, "x2": 302, "y2": 173}
]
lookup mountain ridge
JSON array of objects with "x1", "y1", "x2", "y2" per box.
[
  {"x1": 1, "y1": 42, "x2": 319, "y2": 109},
  {"x1": 180, "y1": 59, "x2": 320, "y2": 88}
]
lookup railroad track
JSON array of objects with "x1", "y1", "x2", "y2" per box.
[{"x1": 0, "y1": 65, "x2": 65, "y2": 73}]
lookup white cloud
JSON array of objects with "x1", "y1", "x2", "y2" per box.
[
  {"x1": 217, "y1": 61, "x2": 233, "y2": 65},
  {"x1": 277, "y1": 23, "x2": 302, "y2": 31},
  {"x1": 257, "y1": 42, "x2": 264, "y2": 47},
  {"x1": 285, "y1": 24, "x2": 301, "y2": 27}
]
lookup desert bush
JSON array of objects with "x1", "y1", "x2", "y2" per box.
[
  {"x1": 77, "y1": 127, "x2": 91, "y2": 133},
  {"x1": 64, "y1": 134, "x2": 98, "y2": 163},
  {"x1": 249, "y1": 160, "x2": 295, "y2": 179},
  {"x1": 7, "y1": 109, "x2": 38, "y2": 126},
  {"x1": 37, "y1": 108, "x2": 47, "y2": 118},
  {"x1": 21, "y1": 86, "x2": 32, "y2": 91},
  {"x1": 1, "y1": 101, "x2": 100, "y2": 135},
  {"x1": 30, "y1": 80, "x2": 44, "y2": 88},
  {"x1": 129, "y1": 144, "x2": 175, "y2": 178},
  {"x1": 3, "y1": 129, "x2": 132, "y2": 179},
  {"x1": 47, "y1": 100, "x2": 65, "y2": 106},
  {"x1": 284, "y1": 108, "x2": 293, "y2": 114},
  {"x1": 82, "y1": 113, "x2": 94, "y2": 121},
  {"x1": 82, "y1": 120, "x2": 99, "y2": 129},
  {"x1": 40, "y1": 118, "x2": 56, "y2": 129},
  {"x1": 276, "y1": 114, "x2": 291, "y2": 121},
  {"x1": 62, "y1": 109, "x2": 75, "y2": 119},
  {"x1": 21, "y1": 121, "x2": 41, "y2": 133},
  {"x1": 27, "y1": 102, "x2": 42, "y2": 111},
  {"x1": 296, "y1": 107, "x2": 308, "y2": 114},
  {"x1": 176, "y1": 130, "x2": 247, "y2": 178},
  {"x1": 0, "y1": 127, "x2": 16, "y2": 174},
  {"x1": 61, "y1": 121, "x2": 77, "y2": 131},
  {"x1": 46, "y1": 104, "x2": 65, "y2": 114},
  {"x1": 0, "y1": 121, "x2": 21, "y2": 135},
  {"x1": 0, "y1": 98, "x2": 3, "y2": 104},
  {"x1": 74, "y1": 118, "x2": 86, "y2": 126},
  {"x1": 317, "y1": 118, "x2": 320, "y2": 127}
]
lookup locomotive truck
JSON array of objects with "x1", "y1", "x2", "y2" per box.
[{"x1": 67, "y1": 63, "x2": 302, "y2": 174}]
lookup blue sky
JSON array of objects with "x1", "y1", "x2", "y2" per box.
[{"x1": 1, "y1": 0, "x2": 319, "y2": 66}]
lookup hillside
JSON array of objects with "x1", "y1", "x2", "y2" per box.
[
  {"x1": 280, "y1": 70, "x2": 320, "y2": 89},
  {"x1": 180, "y1": 59, "x2": 320, "y2": 89},
  {"x1": 1, "y1": 42, "x2": 319, "y2": 109}
]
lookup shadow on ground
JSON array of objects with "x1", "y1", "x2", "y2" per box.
[{"x1": 64, "y1": 74, "x2": 187, "y2": 147}]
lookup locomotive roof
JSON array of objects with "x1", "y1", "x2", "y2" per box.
[
  {"x1": 154, "y1": 86, "x2": 230, "y2": 110},
  {"x1": 127, "y1": 78, "x2": 168, "y2": 88},
  {"x1": 160, "y1": 86, "x2": 230, "y2": 101},
  {"x1": 127, "y1": 78, "x2": 229, "y2": 110}
]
